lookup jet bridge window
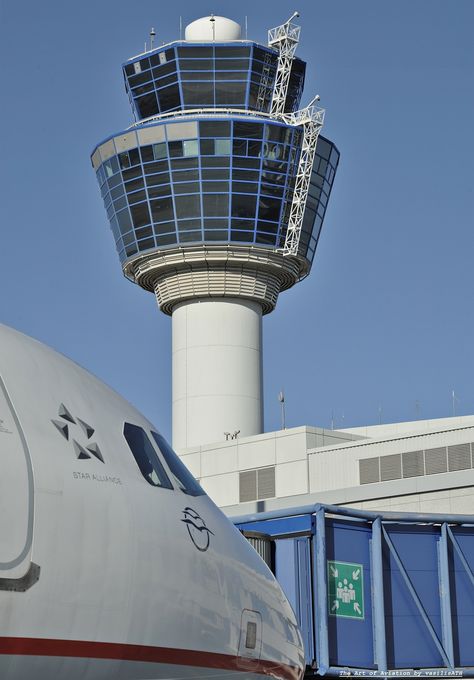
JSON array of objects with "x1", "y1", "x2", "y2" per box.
[
  {"x1": 124, "y1": 423, "x2": 173, "y2": 489},
  {"x1": 151, "y1": 431, "x2": 205, "y2": 496}
]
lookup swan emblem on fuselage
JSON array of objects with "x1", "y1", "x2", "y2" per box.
[{"x1": 181, "y1": 507, "x2": 213, "y2": 552}]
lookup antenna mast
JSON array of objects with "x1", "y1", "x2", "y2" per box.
[
  {"x1": 278, "y1": 391, "x2": 286, "y2": 430},
  {"x1": 210, "y1": 14, "x2": 216, "y2": 41}
]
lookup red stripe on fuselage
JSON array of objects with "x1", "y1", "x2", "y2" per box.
[{"x1": 0, "y1": 638, "x2": 302, "y2": 680}]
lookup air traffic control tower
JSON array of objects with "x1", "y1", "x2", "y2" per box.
[{"x1": 92, "y1": 14, "x2": 339, "y2": 451}]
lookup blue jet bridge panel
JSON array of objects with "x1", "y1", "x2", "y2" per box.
[{"x1": 234, "y1": 504, "x2": 474, "y2": 677}]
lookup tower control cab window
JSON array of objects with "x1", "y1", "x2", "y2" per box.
[
  {"x1": 151, "y1": 431, "x2": 205, "y2": 497},
  {"x1": 123, "y1": 423, "x2": 173, "y2": 489}
]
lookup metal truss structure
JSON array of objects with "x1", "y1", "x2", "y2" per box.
[
  {"x1": 268, "y1": 14, "x2": 325, "y2": 258},
  {"x1": 268, "y1": 12, "x2": 301, "y2": 116},
  {"x1": 281, "y1": 100, "x2": 325, "y2": 257}
]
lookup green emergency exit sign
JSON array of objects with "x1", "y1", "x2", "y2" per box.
[{"x1": 327, "y1": 560, "x2": 364, "y2": 620}]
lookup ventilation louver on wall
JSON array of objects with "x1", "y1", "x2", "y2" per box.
[
  {"x1": 359, "y1": 441, "x2": 474, "y2": 485},
  {"x1": 402, "y1": 450, "x2": 424, "y2": 478},
  {"x1": 239, "y1": 470, "x2": 258, "y2": 503},
  {"x1": 359, "y1": 457, "x2": 380, "y2": 485},
  {"x1": 257, "y1": 467, "x2": 276, "y2": 498},
  {"x1": 380, "y1": 454, "x2": 402, "y2": 481},
  {"x1": 448, "y1": 443, "x2": 471, "y2": 471},
  {"x1": 425, "y1": 447, "x2": 448, "y2": 475},
  {"x1": 239, "y1": 466, "x2": 276, "y2": 502}
]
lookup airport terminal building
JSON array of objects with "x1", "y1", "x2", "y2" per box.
[{"x1": 180, "y1": 415, "x2": 474, "y2": 516}]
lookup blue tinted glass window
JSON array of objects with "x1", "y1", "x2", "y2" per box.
[
  {"x1": 183, "y1": 139, "x2": 199, "y2": 156},
  {"x1": 285, "y1": 58, "x2": 305, "y2": 113},
  {"x1": 137, "y1": 93, "x2": 159, "y2": 118},
  {"x1": 117, "y1": 209, "x2": 132, "y2": 233},
  {"x1": 130, "y1": 203, "x2": 150, "y2": 228},
  {"x1": 174, "y1": 181, "x2": 200, "y2": 195},
  {"x1": 124, "y1": 423, "x2": 173, "y2": 489},
  {"x1": 234, "y1": 121, "x2": 263, "y2": 139},
  {"x1": 157, "y1": 85, "x2": 180, "y2": 111},
  {"x1": 175, "y1": 195, "x2": 200, "y2": 219},
  {"x1": 200, "y1": 121, "x2": 230, "y2": 137},
  {"x1": 215, "y1": 139, "x2": 231, "y2": 155},
  {"x1": 203, "y1": 194, "x2": 228, "y2": 217},
  {"x1": 104, "y1": 157, "x2": 119, "y2": 177},
  {"x1": 122, "y1": 166, "x2": 143, "y2": 181},
  {"x1": 153, "y1": 143, "x2": 167, "y2": 159},
  {"x1": 151, "y1": 432, "x2": 204, "y2": 496},
  {"x1": 138, "y1": 237, "x2": 155, "y2": 251},
  {"x1": 95, "y1": 118, "x2": 338, "y2": 265},
  {"x1": 177, "y1": 46, "x2": 213, "y2": 59},
  {"x1": 232, "y1": 194, "x2": 257, "y2": 218},
  {"x1": 256, "y1": 232, "x2": 277, "y2": 245}
]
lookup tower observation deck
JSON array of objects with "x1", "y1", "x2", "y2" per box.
[{"x1": 92, "y1": 14, "x2": 340, "y2": 451}]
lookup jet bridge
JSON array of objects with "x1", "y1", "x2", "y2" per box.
[{"x1": 234, "y1": 503, "x2": 474, "y2": 678}]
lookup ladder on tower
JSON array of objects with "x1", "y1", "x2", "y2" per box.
[
  {"x1": 256, "y1": 52, "x2": 274, "y2": 112},
  {"x1": 268, "y1": 12, "x2": 301, "y2": 116}
]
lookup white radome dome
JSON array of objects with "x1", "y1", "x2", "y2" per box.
[{"x1": 185, "y1": 16, "x2": 242, "y2": 42}]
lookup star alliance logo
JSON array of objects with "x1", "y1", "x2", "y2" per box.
[
  {"x1": 51, "y1": 403, "x2": 104, "y2": 463},
  {"x1": 181, "y1": 507, "x2": 213, "y2": 552}
]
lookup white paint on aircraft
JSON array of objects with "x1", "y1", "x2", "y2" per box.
[{"x1": 0, "y1": 323, "x2": 304, "y2": 680}]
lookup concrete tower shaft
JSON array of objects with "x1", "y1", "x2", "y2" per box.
[
  {"x1": 92, "y1": 14, "x2": 340, "y2": 451},
  {"x1": 172, "y1": 299, "x2": 263, "y2": 450}
]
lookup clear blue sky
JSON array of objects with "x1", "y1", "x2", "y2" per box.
[{"x1": 0, "y1": 0, "x2": 473, "y2": 439}]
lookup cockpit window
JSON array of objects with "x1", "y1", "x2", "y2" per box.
[
  {"x1": 124, "y1": 423, "x2": 173, "y2": 489},
  {"x1": 151, "y1": 431, "x2": 205, "y2": 496}
]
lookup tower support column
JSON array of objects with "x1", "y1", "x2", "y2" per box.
[{"x1": 172, "y1": 298, "x2": 263, "y2": 451}]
